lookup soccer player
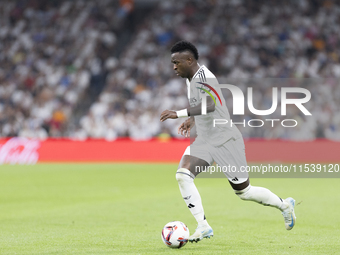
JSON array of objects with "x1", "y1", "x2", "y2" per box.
[{"x1": 160, "y1": 41, "x2": 296, "y2": 243}]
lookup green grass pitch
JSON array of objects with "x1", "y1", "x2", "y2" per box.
[{"x1": 0, "y1": 163, "x2": 339, "y2": 254}]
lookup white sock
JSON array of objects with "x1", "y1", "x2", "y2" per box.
[
  {"x1": 235, "y1": 185, "x2": 289, "y2": 211},
  {"x1": 176, "y1": 168, "x2": 207, "y2": 225}
]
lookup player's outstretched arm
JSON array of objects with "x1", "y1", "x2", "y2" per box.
[{"x1": 160, "y1": 97, "x2": 215, "y2": 122}]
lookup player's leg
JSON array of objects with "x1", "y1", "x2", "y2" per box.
[
  {"x1": 177, "y1": 153, "x2": 209, "y2": 225},
  {"x1": 231, "y1": 179, "x2": 296, "y2": 230},
  {"x1": 230, "y1": 178, "x2": 288, "y2": 210},
  {"x1": 215, "y1": 138, "x2": 296, "y2": 230},
  {"x1": 176, "y1": 144, "x2": 213, "y2": 242}
]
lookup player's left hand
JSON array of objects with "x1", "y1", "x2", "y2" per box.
[{"x1": 160, "y1": 110, "x2": 178, "y2": 122}]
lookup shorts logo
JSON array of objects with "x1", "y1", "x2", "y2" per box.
[{"x1": 196, "y1": 82, "x2": 222, "y2": 106}]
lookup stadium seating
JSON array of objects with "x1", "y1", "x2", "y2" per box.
[{"x1": 1, "y1": 0, "x2": 340, "y2": 141}]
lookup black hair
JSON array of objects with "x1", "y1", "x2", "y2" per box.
[{"x1": 170, "y1": 40, "x2": 199, "y2": 60}]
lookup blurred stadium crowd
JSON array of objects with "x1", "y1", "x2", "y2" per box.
[{"x1": 1, "y1": 0, "x2": 340, "y2": 141}]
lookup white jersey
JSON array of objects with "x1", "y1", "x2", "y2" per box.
[{"x1": 186, "y1": 64, "x2": 242, "y2": 146}]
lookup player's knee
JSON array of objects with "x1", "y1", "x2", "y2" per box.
[
  {"x1": 235, "y1": 185, "x2": 252, "y2": 200},
  {"x1": 176, "y1": 168, "x2": 194, "y2": 184}
]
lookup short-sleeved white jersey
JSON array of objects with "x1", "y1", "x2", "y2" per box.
[{"x1": 186, "y1": 64, "x2": 242, "y2": 146}]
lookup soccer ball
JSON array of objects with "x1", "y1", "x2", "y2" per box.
[{"x1": 161, "y1": 221, "x2": 189, "y2": 248}]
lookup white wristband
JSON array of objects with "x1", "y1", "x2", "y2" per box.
[{"x1": 176, "y1": 109, "x2": 188, "y2": 118}]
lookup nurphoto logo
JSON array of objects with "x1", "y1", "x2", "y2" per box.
[{"x1": 200, "y1": 82, "x2": 312, "y2": 128}]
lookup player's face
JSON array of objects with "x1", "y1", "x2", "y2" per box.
[{"x1": 171, "y1": 52, "x2": 192, "y2": 78}]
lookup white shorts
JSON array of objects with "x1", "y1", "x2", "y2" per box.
[{"x1": 184, "y1": 137, "x2": 249, "y2": 184}]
